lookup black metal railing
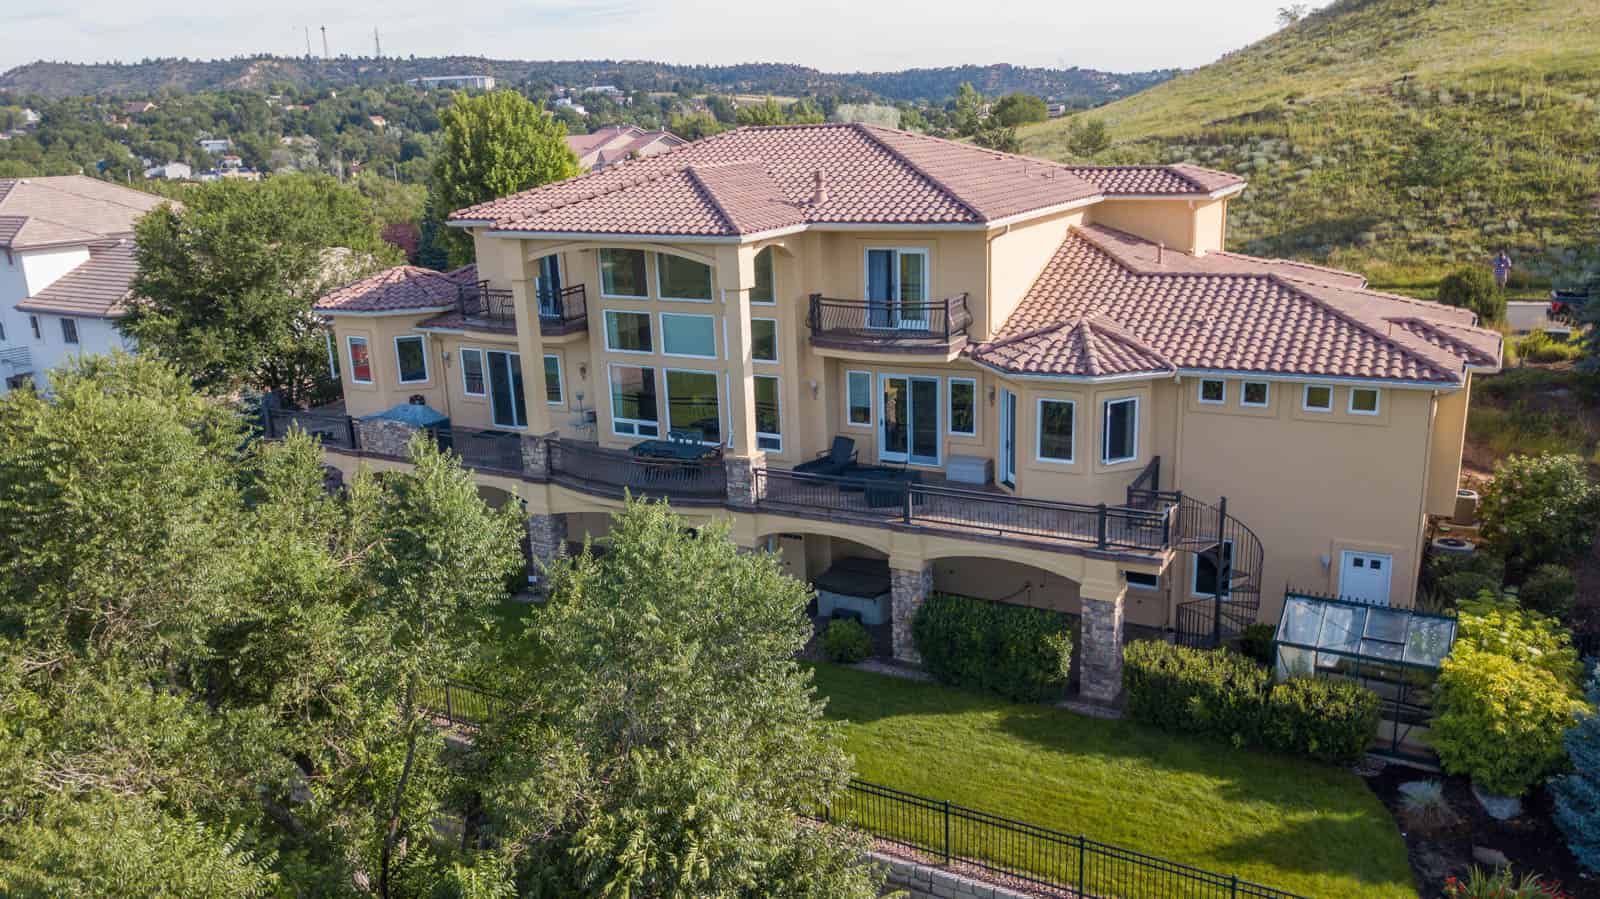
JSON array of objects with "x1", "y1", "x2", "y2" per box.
[
  {"x1": 415, "y1": 680, "x2": 508, "y2": 730},
  {"x1": 458, "y1": 280, "x2": 516, "y2": 328},
  {"x1": 756, "y1": 468, "x2": 1173, "y2": 552},
  {"x1": 807, "y1": 293, "x2": 972, "y2": 346},
  {"x1": 1173, "y1": 494, "x2": 1266, "y2": 649},
  {"x1": 547, "y1": 438, "x2": 726, "y2": 502},
  {"x1": 428, "y1": 426, "x2": 524, "y2": 474},
  {"x1": 823, "y1": 780, "x2": 1304, "y2": 899},
  {"x1": 261, "y1": 407, "x2": 360, "y2": 451},
  {"x1": 539, "y1": 284, "x2": 588, "y2": 335}
]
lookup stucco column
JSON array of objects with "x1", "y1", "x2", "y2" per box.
[
  {"x1": 1078, "y1": 567, "x2": 1127, "y2": 704},
  {"x1": 890, "y1": 560, "x2": 934, "y2": 664},
  {"x1": 507, "y1": 246, "x2": 553, "y2": 436},
  {"x1": 715, "y1": 244, "x2": 761, "y2": 459}
]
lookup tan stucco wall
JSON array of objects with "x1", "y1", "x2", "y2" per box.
[
  {"x1": 984, "y1": 209, "x2": 1085, "y2": 337},
  {"x1": 328, "y1": 312, "x2": 452, "y2": 418},
  {"x1": 1089, "y1": 199, "x2": 1226, "y2": 256},
  {"x1": 1425, "y1": 374, "x2": 1472, "y2": 517}
]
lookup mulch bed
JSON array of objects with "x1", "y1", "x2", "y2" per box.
[{"x1": 1362, "y1": 763, "x2": 1594, "y2": 898}]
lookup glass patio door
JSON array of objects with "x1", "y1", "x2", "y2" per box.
[
  {"x1": 999, "y1": 388, "x2": 1017, "y2": 487},
  {"x1": 535, "y1": 255, "x2": 562, "y2": 316},
  {"x1": 486, "y1": 350, "x2": 527, "y2": 429},
  {"x1": 879, "y1": 375, "x2": 939, "y2": 466},
  {"x1": 865, "y1": 249, "x2": 929, "y2": 329}
]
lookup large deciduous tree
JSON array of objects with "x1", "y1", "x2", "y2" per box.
[
  {"x1": 428, "y1": 91, "x2": 578, "y2": 267},
  {"x1": 121, "y1": 174, "x2": 399, "y2": 407},
  {"x1": 477, "y1": 499, "x2": 882, "y2": 897}
]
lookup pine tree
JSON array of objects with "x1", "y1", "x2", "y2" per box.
[{"x1": 1552, "y1": 670, "x2": 1600, "y2": 873}]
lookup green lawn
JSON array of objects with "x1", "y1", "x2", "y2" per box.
[{"x1": 811, "y1": 663, "x2": 1414, "y2": 899}]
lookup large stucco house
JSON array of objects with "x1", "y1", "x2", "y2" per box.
[{"x1": 304, "y1": 124, "x2": 1500, "y2": 700}]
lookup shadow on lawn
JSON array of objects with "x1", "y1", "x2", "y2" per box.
[{"x1": 1208, "y1": 815, "x2": 1414, "y2": 891}]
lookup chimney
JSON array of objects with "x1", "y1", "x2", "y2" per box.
[{"x1": 810, "y1": 170, "x2": 828, "y2": 206}]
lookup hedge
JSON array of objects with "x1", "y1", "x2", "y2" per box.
[
  {"x1": 1123, "y1": 641, "x2": 1379, "y2": 763},
  {"x1": 822, "y1": 618, "x2": 873, "y2": 663},
  {"x1": 911, "y1": 593, "x2": 1075, "y2": 703}
]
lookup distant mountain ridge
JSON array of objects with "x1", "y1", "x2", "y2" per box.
[{"x1": 0, "y1": 57, "x2": 1176, "y2": 104}]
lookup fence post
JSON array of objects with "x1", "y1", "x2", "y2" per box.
[
  {"x1": 347, "y1": 415, "x2": 360, "y2": 451},
  {"x1": 903, "y1": 484, "x2": 914, "y2": 525},
  {"x1": 942, "y1": 800, "x2": 951, "y2": 865},
  {"x1": 1077, "y1": 834, "x2": 1086, "y2": 893},
  {"x1": 1096, "y1": 503, "x2": 1108, "y2": 549},
  {"x1": 1230, "y1": 873, "x2": 1239, "y2": 898}
]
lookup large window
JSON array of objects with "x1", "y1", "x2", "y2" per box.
[
  {"x1": 1102, "y1": 397, "x2": 1138, "y2": 464},
  {"x1": 1036, "y1": 398, "x2": 1075, "y2": 463},
  {"x1": 599, "y1": 248, "x2": 648, "y2": 298},
  {"x1": 750, "y1": 246, "x2": 775, "y2": 304},
  {"x1": 60, "y1": 318, "x2": 79, "y2": 345},
  {"x1": 486, "y1": 351, "x2": 527, "y2": 428},
  {"x1": 656, "y1": 253, "x2": 713, "y2": 301},
  {"x1": 665, "y1": 369, "x2": 721, "y2": 443},
  {"x1": 395, "y1": 335, "x2": 428, "y2": 383},
  {"x1": 846, "y1": 370, "x2": 872, "y2": 426},
  {"x1": 755, "y1": 375, "x2": 781, "y2": 451},
  {"x1": 948, "y1": 377, "x2": 976, "y2": 436},
  {"x1": 751, "y1": 318, "x2": 778, "y2": 363},
  {"x1": 609, "y1": 365, "x2": 659, "y2": 437},
  {"x1": 660, "y1": 312, "x2": 716, "y2": 358},
  {"x1": 347, "y1": 336, "x2": 373, "y2": 383},
  {"x1": 604, "y1": 310, "x2": 653, "y2": 353},
  {"x1": 460, "y1": 347, "x2": 485, "y2": 396},
  {"x1": 543, "y1": 354, "x2": 563, "y2": 405}
]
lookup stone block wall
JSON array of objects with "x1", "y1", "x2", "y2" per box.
[
  {"x1": 1079, "y1": 594, "x2": 1125, "y2": 703},
  {"x1": 724, "y1": 455, "x2": 764, "y2": 507},
  {"x1": 869, "y1": 852, "x2": 1032, "y2": 899},
  {"x1": 355, "y1": 418, "x2": 418, "y2": 459},
  {"x1": 520, "y1": 433, "x2": 552, "y2": 480},
  {"x1": 527, "y1": 513, "x2": 568, "y2": 573},
  {"x1": 890, "y1": 564, "x2": 934, "y2": 664}
]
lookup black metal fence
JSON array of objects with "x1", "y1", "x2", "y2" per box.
[
  {"x1": 826, "y1": 779, "x2": 1304, "y2": 899},
  {"x1": 539, "y1": 284, "x2": 588, "y2": 335},
  {"x1": 262, "y1": 407, "x2": 360, "y2": 451},
  {"x1": 547, "y1": 438, "x2": 726, "y2": 502},
  {"x1": 429, "y1": 426, "x2": 524, "y2": 474},
  {"x1": 755, "y1": 468, "x2": 1173, "y2": 551},
  {"x1": 415, "y1": 680, "x2": 509, "y2": 730},
  {"x1": 458, "y1": 280, "x2": 517, "y2": 328},
  {"x1": 807, "y1": 293, "x2": 972, "y2": 344}
]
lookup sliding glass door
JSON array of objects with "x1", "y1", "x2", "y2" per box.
[
  {"x1": 879, "y1": 374, "x2": 940, "y2": 466},
  {"x1": 998, "y1": 388, "x2": 1017, "y2": 488},
  {"x1": 865, "y1": 248, "x2": 930, "y2": 329},
  {"x1": 486, "y1": 350, "x2": 527, "y2": 429},
  {"x1": 535, "y1": 255, "x2": 562, "y2": 316}
]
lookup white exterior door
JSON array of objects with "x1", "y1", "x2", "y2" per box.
[{"x1": 1339, "y1": 551, "x2": 1393, "y2": 606}]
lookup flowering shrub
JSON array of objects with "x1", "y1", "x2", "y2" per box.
[{"x1": 1442, "y1": 867, "x2": 1573, "y2": 898}]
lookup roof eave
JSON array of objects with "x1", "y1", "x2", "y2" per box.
[{"x1": 314, "y1": 305, "x2": 454, "y2": 317}]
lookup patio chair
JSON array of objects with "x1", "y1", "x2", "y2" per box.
[{"x1": 795, "y1": 436, "x2": 858, "y2": 477}]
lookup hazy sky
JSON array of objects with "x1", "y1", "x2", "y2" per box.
[{"x1": 1, "y1": 1, "x2": 1299, "y2": 76}]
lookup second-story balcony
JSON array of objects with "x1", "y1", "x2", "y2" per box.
[
  {"x1": 807, "y1": 293, "x2": 971, "y2": 355},
  {"x1": 453, "y1": 281, "x2": 588, "y2": 338}
]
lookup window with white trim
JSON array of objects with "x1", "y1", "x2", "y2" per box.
[
  {"x1": 460, "y1": 348, "x2": 485, "y2": 396},
  {"x1": 750, "y1": 246, "x2": 776, "y2": 304},
  {"x1": 665, "y1": 368, "x2": 721, "y2": 443},
  {"x1": 609, "y1": 365, "x2": 659, "y2": 437},
  {"x1": 1125, "y1": 571, "x2": 1160, "y2": 590},
  {"x1": 1198, "y1": 378, "x2": 1225, "y2": 404},
  {"x1": 1303, "y1": 384, "x2": 1333, "y2": 412},
  {"x1": 1349, "y1": 387, "x2": 1381, "y2": 415},
  {"x1": 751, "y1": 317, "x2": 778, "y2": 363},
  {"x1": 846, "y1": 370, "x2": 872, "y2": 426},
  {"x1": 604, "y1": 310, "x2": 653, "y2": 353},
  {"x1": 347, "y1": 336, "x2": 372, "y2": 383},
  {"x1": 1036, "y1": 398, "x2": 1075, "y2": 463},
  {"x1": 60, "y1": 318, "x2": 79, "y2": 345},
  {"x1": 660, "y1": 312, "x2": 716, "y2": 358},
  {"x1": 1102, "y1": 397, "x2": 1138, "y2": 464},
  {"x1": 543, "y1": 354, "x2": 563, "y2": 405},
  {"x1": 1241, "y1": 381, "x2": 1269, "y2": 407},
  {"x1": 754, "y1": 375, "x2": 781, "y2": 451},
  {"x1": 599, "y1": 249, "x2": 648, "y2": 298},
  {"x1": 948, "y1": 377, "x2": 976, "y2": 436},
  {"x1": 395, "y1": 335, "x2": 428, "y2": 383},
  {"x1": 656, "y1": 253, "x2": 713, "y2": 301}
]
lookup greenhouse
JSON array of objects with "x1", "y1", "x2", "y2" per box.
[{"x1": 1273, "y1": 591, "x2": 1457, "y2": 761}]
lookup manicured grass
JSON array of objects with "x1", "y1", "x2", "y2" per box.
[{"x1": 811, "y1": 663, "x2": 1413, "y2": 899}]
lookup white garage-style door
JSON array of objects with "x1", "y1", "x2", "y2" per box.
[{"x1": 1339, "y1": 551, "x2": 1393, "y2": 607}]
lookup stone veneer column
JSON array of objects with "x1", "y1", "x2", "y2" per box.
[
  {"x1": 354, "y1": 418, "x2": 418, "y2": 458},
  {"x1": 890, "y1": 562, "x2": 935, "y2": 664},
  {"x1": 1078, "y1": 575, "x2": 1128, "y2": 704},
  {"x1": 724, "y1": 454, "x2": 766, "y2": 508},
  {"x1": 526, "y1": 512, "x2": 568, "y2": 573},
  {"x1": 520, "y1": 432, "x2": 554, "y2": 480}
]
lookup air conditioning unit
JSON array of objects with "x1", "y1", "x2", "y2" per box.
[
  {"x1": 1452, "y1": 488, "x2": 1480, "y2": 526},
  {"x1": 1431, "y1": 536, "x2": 1476, "y2": 556}
]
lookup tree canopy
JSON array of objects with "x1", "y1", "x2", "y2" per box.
[
  {"x1": 121, "y1": 174, "x2": 400, "y2": 406},
  {"x1": 991, "y1": 93, "x2": 1048, "y2": 127}
]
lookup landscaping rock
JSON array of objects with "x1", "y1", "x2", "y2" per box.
[
  {"x1": 1471, "y1": 783, "x2": 1523, "y2": 820},
  {"x1": 1472, "y1": 845, "x2": 1511, "y2": 867}
]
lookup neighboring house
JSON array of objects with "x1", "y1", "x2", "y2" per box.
[
  {"x1": 309, "y1": 124, "x2": 1500, "y2": 701},
  {"x1": 198, "y1": 138, "x2": 233, "y2": 155},
  {"x1": 0, "y1": 175, "x2": 167, "y2": 393},
  {"x1": 553, "y1": 97, "x2": 587, "y2": 117},
  {"x1": 122, "y1": 101, "x2": 157, "y2": 115},
  {"x1": 565, "y1": 126, "x2": 687, "y2": 172},
  {"x1": 406, "y1": 75, "x2": 496, "y2": 90},
  {"x1": 144, "y1": 161, "x2": 192, "y2": 180}
]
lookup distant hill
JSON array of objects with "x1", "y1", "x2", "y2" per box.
[
  {"x1": 0, "y1": 57, "x2": 1174, "y2": 106},
  {"x1": 1020, "y1": 0, "x2": 1600, "y2": 288}
]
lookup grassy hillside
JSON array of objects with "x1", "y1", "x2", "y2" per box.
[{"x1": 1021, "y1": 0, "x2": 1600, "y2": 289}]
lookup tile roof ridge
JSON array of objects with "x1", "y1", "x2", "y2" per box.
[
  {"x1": 1071, "y1": 317, "x2": 1103, "y2": 376},
  {"x1": 25, "y1": 174, "x2": 164, "y2": 214},
  {"x1": 975, "y1": 320, "x2": 1078, "y2": 352},
  {"x1": 1213, "y1": 249, "x2": 1365, "y2": 283},
  {"x1": 852, "y1": 122, "x2": 986, "y2": 223},
  {"x1": 1265, "y1": 273, "x2": 1461, "y2": 382},
  {"x1": 1081, "y1": 309, "x2": 1176, "y2": 370},
  {"x1": 682, "y1": 163, "x2": 746, "y2": 235}
]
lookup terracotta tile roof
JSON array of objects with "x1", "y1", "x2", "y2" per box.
[
  {"x1": 1071, "y1": 224, "x2": 1372, "y2": 289},
  {"x1": 1066, "y1": 163, "x2": 1245, "y2": 197},
  {"x1": 313, "y1": 264, "x2": 477, "y2": 313},
  {"x1": 453, "y1": 123, "x2": 1114, "y2": 235},
  {"x1": 15, "y1": 240, "x2": 139, "y2": 318},
  {"x1": 0, "y1": 175, "x2": 167, "y2": 250},
  {"x1": 971, "y1": 225, "x2": 1500, "y2": 385}
]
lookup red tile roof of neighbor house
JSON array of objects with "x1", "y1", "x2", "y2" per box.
[
  {"x1": 15, "y1": 239, "x2": 140, "y2": 318},
  {"x1": 0, "y1": 175, "x2": 167, "y2": 250},
  {"x1": 1065, "y1": 164, "x2": 1245, "y2": 197},
  {"x1": 312, "y1": 265, "x2": 478, "y2": 313},
  {"x1": 970, "y1": 225, "x2": 1501, "y2": 385},
  {"x1": 453, "y1": 124, "x2": 1241, "y2": 235}
]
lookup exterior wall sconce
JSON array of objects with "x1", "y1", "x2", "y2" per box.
[
  {"x1": 988, "y1": 386, "x2": 997, "y2": 406},
  {"x1": 808, "y1": 379, "x2": 820, "y2": 399},
  {"x1": 577, "y1": 362, "x2": 588, "y2": 380},
  {"x1": 1319, "y1": 553, "x2": 1331, "y2": 570}
]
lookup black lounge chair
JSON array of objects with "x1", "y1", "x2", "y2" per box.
[{"x1": 795, "y1": 436, "x2": 858, "y2": 477}]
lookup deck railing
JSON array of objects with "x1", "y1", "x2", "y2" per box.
[
  {"x1": 261, "y1": 407, "x2": 360, "y2": 451},
  {"x1": 807, "y1": 293, "x2": 971, "y2": 346},
  {"x1": 457, "y1": 280, "x2": 517, "y2": 328},
  {"x1": 428, "y1": 426, "x2": 524, "y2": 474},
  {"x1": 539, "y1": 284, "x2": 588, "y2": 335},
  {"x1": 547, "y1": 438, "x2": 725, "y2": 502}
]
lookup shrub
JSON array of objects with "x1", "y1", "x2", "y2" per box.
[
  {"x1": 1517, "y1": 331, "x2": 1584, "y2": 364},
  {"x1": 1123, "y1": 641, "x2": 1268, "y2": 747},
  {"x1": 1234, "y1": 623, "x2": 1277, "y2": 666},
  {"x1": 1443, "y1": 867, "x2": 1575, "y2": 898},
  {"x1": 1399, "y1": 780, "x2": 1460, "y2": 833},
  {"x1": 1550, "y1": 672, "x2": 1600, "y2": 873},
  {"x1": 822, "y1": 618, "x2": 873, "y2": 664},
  {"x1": 1479, "y1": 454, "x2": 1600, "y2": 576},
  {"x1": 1432, "y1": 645, "x2": 1587, "y2": 796},
  {"x1": 1261, "y1": 677, "x2": 1381, "y2": 763},
  {"x1": 1437, "y1": 266, "x2": 1505, "y2": 323},
  {"x1": 1437, "y1": 571, "x2": 1502, "y2": 606},
  {"x1": 1456, "y1": 595, "x2": 1583, "y2": 687},
  {"x1": 1422, "y1": 551, "x2": 1505, "y2": 609},
  {"x1": 1518, "y1": 564, "x2": 1578, "y2": 619},
  {"x1": 911, "y1": 594, "x2": 1074, "y2": 703}
]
